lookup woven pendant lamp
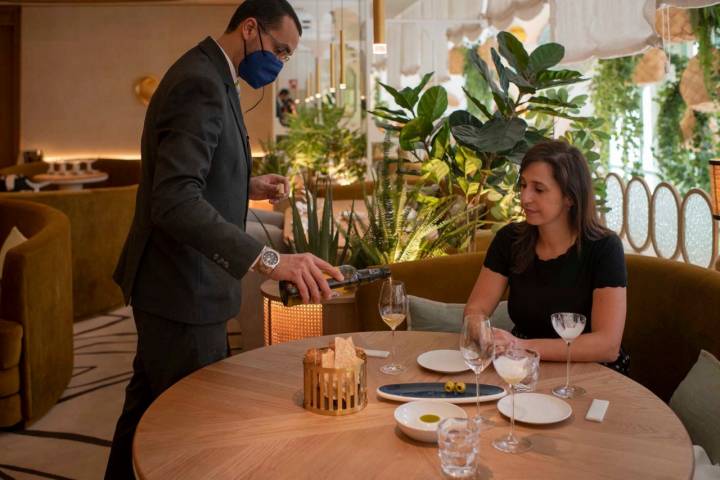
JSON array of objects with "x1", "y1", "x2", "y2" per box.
[
  {"x1": 680, "y1": 56, "x2": 718, "y2": 113},
  {"x1": 476, "y1": 37, "x2": 497, "y2": 72},
  {"x1": 679, "y1": 108, "x2": 696, "y2": 144},
  {"x1": 633, "y1": 48, "x2": 668, "y2": 85},
  {"x1": 655, "y1": 7, "x2": 695, "y2": 43},
  {"x1": 448, "y1": 46, "x2": 466, "y2": 75}
]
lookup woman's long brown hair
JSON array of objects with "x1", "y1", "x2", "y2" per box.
[{"x1": 511, "y1": 140, "x2": 611, "y2": 274}]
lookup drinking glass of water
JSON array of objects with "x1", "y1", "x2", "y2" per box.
[{"x1": 437, "y1": 417, "x2": 480, "y2": 478}]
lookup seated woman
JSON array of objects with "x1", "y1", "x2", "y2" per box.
[{"x1": 465, "y1": 140, "x2": 628, "y2": 373}]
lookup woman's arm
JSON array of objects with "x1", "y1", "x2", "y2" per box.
[
  {"x1": 506, "y1": 286, "x2": 627, "y2": 362},
  {"x1": 464, "y1": 266, "x2": 509, "y2": 319}
]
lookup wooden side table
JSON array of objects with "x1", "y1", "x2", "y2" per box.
[
  {"x1": 33, "y1": 171, "x2": 108, "y2": 191},
  {"x1": 260, "y1": 279, "x2": 360, "y2": 345}
]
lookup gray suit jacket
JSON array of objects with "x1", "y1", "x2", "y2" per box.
[{"x1": 114, "y1": 37, "x2": 263, "y2": 325}]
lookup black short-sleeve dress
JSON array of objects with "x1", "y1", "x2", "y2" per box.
[{"x1": 483, "y1": 223, "x2": 629, "y2": 374}]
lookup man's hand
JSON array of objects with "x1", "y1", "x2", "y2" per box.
[
  {"x1": 249, "y1": 174, "x2": 290, "y2": 204},
  {"x1": 269, "y1": 253, "x2": 344, "y2": 304}
]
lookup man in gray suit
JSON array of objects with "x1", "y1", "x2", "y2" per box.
[{"x1": 106, "y1": 2, "x2": 342, "y2": 478}]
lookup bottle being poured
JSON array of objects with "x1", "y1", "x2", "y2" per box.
[{"x1": 279, "y1": 265, "x2": 391, "y2": 307}]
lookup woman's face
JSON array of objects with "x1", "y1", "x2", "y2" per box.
[{"x1": 519, "y1": 161, "x2": 571, "y2": 227}]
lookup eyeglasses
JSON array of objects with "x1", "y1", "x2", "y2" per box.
[{"x1": 258, "y1": 23, "x2": 292, "y2": 63}]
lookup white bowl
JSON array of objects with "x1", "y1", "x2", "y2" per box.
[{"x1": 394, "y1": 400, "x2": 467, "y2": 443}]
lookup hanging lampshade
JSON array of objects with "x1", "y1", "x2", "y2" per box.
[
  {"x1": 680, "y1": 56, "x2": 718, "y2": 113},
  {"x1": 373, "y1": 0, "x2": 386, "y2": 55},
  {"x1": 655, "y1": 6, "x2": 695, "y2": 43},
  {"x1": 633, "y1": 47, "x2": 667, "y2": 85},
  {"x1": 507, "y1": 25, "x2": 527, "y2": 42},
  {"x1": 448, "y1": 46, "x2": 465, "y2": 75},
  {"x1": 710, "y1": 160, "x2": 720, "y2": 220},
  {"x1": 329, "y1": 43, "x2": 337, "y2": 92},
  {"x1": 339, "y1": 29, "x2": 347, "y2": 89}
]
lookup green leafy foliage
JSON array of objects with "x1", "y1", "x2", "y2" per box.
[
  {"x1": 252, "y1": 140, "x2": 292, "y2": 177},
  {"x1": 690, "y1": 5, "x2": 720, "y2": 100},
  {"x1": 589, "y1": 56, "x2": 643, "y2": 175},
  {"x1": 654, "y1": 54, "x2": 712, "y2": 194},
  {"x1": 287, "y1": 180, "x2": 354, "y2": 266},
  {"x1": 281, "y1": 102, "x2": 366, "y2": 185}
]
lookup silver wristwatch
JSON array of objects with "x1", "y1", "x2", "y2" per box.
[{"x1": 254, "y1": 246, "x2": 280, "y2": 275}]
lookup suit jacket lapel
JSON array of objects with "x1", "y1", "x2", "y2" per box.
[{"x1": 198, "y1": 37, "x2": 252, "y2": 173}]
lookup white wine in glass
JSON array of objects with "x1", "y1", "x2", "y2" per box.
[
  {"x1": 378, "y1": 279, "x2": 407, "y2": 375},
  {"x1": 492, "y1": 344, "x2": 532, "y2": 454},
  {"x1": 460, "y1": 314, "x2": 495, "y2": 427},
  {"x1": 551, "y1": 312, "x2": 587, "y2": 399}
]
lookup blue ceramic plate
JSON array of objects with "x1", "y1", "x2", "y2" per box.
[{"x1": 377, "y1": 382, "x2": 506, "y2": 404}]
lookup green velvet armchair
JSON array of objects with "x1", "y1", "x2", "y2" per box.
[{"x1": 0, "y1": 199, "x2": 73, "y2": 427}]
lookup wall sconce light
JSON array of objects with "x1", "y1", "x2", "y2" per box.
[
  {"x1": 710, "y1": 160, "x2": 720, "y2": 220},
  {"x1": 373, "y1": 0, "x2": 387, "y2": 55},
  {"x1": 134, "y1": 75, "x2": 158, "y2": 106}
]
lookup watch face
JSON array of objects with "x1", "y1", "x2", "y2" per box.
[{"x1": 262, "y1": 250, "x2": 279, "y2": 267}]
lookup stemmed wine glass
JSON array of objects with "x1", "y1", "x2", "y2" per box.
[
  {"x1": 460, "y1": 314, "x2": 495, "y2": 426},
  {"x1": 551, "y1": 312, "x2": 587, "y2": 399},
  {"x1": 492, "y1": 344, "x2": 532, "y2": 454},
  {"x1": 378, "y1": 279, "x2": 407, "y2": 375}
]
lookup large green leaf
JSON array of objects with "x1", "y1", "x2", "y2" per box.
[
  {"x1": 528, "y1": 43, "x2": 565, "y2": 73},
  {"x1": 451, "y1": 117, "x2": 527, "y2": 153},
  {"x1": 448, "y1": 110, "x2": 484, "y2": 131},
  {"x1": 430, "y1": 120, "x2": 450, "y2": 159},
  {"x1": 399, "y1": 86, "x2": 421, "y2": 111},
  {"x1": 422, "y1": 158, "x2": 450, "y2": 182},
  {"x1": 491, "y1": 49, "x2": 510, "y2": 93},
  {"x1": 399, "y1": 117, "x2": 433, "y2": 150},
  {"x1": 498, "y1": 31, "x2": 530, "y2": 74},
  {"x1": 469, "y1": 49, "x2": 504, "y2": 99},
  {"x1": 414, "y1": 72, "x2": 434, "y2": 97},
  {"x1": 418, "y1": 86, "x2": 448, "y2": 122},
  {"x1": 528, "y1": 96, "x2": 579, "y2": 109},
  {"x1": 368, "y1": 109, "x2": 409, "y2": 124},
  {"x1": 462, "y1": 87, "x2": 493, "y2": 120},
  {"x1": 534, "y1": 69, "x2": 586, "y2": 90},
  {"x1": 527, "y1": 105, "x2": 589, "y2": 122},
  {"x1": 378, "y1": 81, "x2": 414, "y2": 111}
]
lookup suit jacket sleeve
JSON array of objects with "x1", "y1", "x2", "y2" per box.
[{"x1": 150, "y1": 74, "x2": 263, "y2": 280}]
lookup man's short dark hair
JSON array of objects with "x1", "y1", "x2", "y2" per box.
[
  {"x1": 279, "y1": 88, "x2": 290, "y2": 96},
  {"x1": 226, "y1": 0, "x2": 302, "y2": 36}
]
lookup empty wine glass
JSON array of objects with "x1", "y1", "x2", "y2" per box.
[
  {"x1": 460, "y1": 314, "x2": 495, "y2": 426},
  {"x1": 551, "y1": 312, "x2": 587, "y2": 399},
  {"x1": 378, "y1": 279, "x2": 407, "y2": 375},
  {"x1": 492, "y1": 344, "x2": 532, "y2": 454}
]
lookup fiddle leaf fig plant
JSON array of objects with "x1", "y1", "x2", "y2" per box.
[{"x1": 369, "y1": 30, "x2": 588, "y2": 236}]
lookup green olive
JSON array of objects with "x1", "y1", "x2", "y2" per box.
[
  {"x1": 444, "y1": 381, "x2": 456, "y2": 393},
  {"x1": 454, "y1": 381, "x2": 466, "y2": 394}
]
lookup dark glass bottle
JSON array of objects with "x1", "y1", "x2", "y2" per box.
[{"x1": 279, "y1": 265, "x2": 391, "y2": 307}]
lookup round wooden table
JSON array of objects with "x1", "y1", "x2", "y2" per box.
[{"x1": 133, "y1": 332, "x2": 693, "y2": 479}]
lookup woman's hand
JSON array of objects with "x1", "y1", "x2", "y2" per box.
[{"x1": 492, "y1": 328, "x2": 523, "y2": 348}]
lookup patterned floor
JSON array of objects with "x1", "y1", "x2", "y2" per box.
[{"x1": 0, "y1": 306, "x2": 243, "y2": 480}]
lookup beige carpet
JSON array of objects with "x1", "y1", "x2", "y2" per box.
[{"x1": 0, "y1": 306, "x2": 243, "y2": 480}]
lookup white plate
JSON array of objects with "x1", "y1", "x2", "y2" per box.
[
  {"x1": 394, "y1": 400, "x2": 467, "y2": 443},
  {"x1": 377, "y1": 382, "x2": 506, "y2": 404},
  {"x1": 416, "y1": 349, "x2": 470, "y2": 373},
  {"x1": 497, "y1": 393, "x2": 572, "y2": 425}
]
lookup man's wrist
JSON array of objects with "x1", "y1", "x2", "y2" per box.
[{"x1": 252, "y1": 246, "x2": 280, "y2": 275}]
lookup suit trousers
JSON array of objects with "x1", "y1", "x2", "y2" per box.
[{"x1": 105, "y1": 308, "x2": 229, "y2": 480}]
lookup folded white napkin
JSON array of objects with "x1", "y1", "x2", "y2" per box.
[{"x1": 364, "y1": 349, "x2": 390, "y2": 358}]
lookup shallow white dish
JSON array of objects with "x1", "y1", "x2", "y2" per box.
[
  {"x1": 416, "y1": 349, "x2": 470, "y2": 373},
  {"x1": 394, "y1": 400, "x2": 467, "y2": 443},
  {"x1": 497, "y1": 392, "x2": 572, "y2": 425}
]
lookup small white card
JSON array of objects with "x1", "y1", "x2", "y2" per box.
[
  {"x1": 364, "y1": 349, "x2": 390, "y2": 358},
  {"x1": 585, "y1": 399, "x2": 610, "y2": 422}
]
